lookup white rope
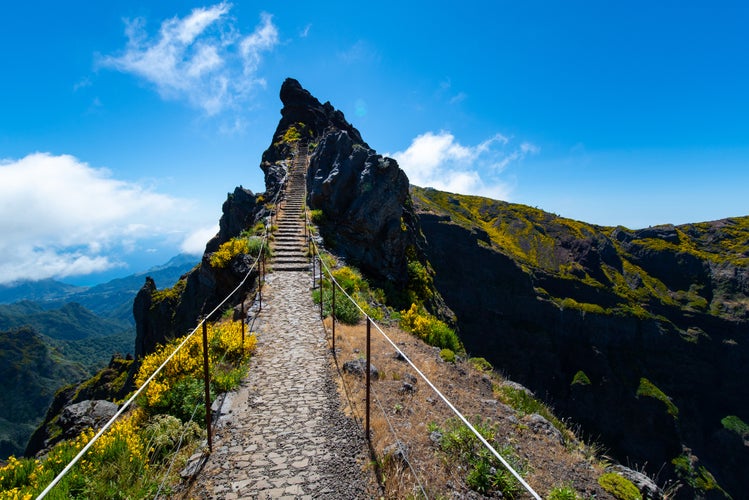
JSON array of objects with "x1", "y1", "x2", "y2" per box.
[
  {"x1": 37, "y1": 178, "x2": 286, "y2": 499},
  {"x1": 309, "y1": 235, "x2": 542, "y2": 500}
]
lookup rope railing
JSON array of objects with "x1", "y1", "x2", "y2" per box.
[
  {"x1": 305, "y1": 217, "x2": 542, "y2": 500},
  {"x1": 36, "y1": 177, "x2": 286, "y2": 500}
]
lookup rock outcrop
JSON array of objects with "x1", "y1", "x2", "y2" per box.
[
  {"x1": 413, "y1": 187, "x2": 749, "y2": 498},
  {"x1": 307, "y1": 131, "x2": 417, "y2": 286}
]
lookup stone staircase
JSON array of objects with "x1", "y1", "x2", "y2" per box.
[{"x1": 271, "y1": 144, "x2": 309, "y2": 272}]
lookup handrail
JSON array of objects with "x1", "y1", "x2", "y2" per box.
[
  {"x1": 305, "y1": 217, "x2": 542, "y2": 500},
  {"x1": 36, "y1": 176, "x2": 286, "y2": 500}
]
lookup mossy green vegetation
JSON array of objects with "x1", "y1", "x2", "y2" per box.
[
  {"x1": 496, "y1": 385, "x2": 571, "y2": 443},
  {"x1": 597, "y1": 472, "x2": 642, "y2": 500},
  {"x1": 636, "y1": 377, "x2": 679, "y2": 418},
  {"x1": 411, "y1": 186, "x2": 749, "y2": 322},
  {"x1": 571, "y1": 370, "x2": 592, "y2": 386},
  {"x1": 468, "y1": 357, "x2": 493, "y2": 372},
  {"x1": 430, "y1": 417, "x2": 527, "y2": 498},
  {"x1": 548, "y1": 484, "x2": 582, "y2": 500},
  {"x1": 721, "y1": 415, "x2": 749, "y2": 439},
  {"x1": 439, "y1": 348, "x2": 456, "y2": 363},
  {"x1": 672, "y1": 454, "x2": 729, "y2": 497}
]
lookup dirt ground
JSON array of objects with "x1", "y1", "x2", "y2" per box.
[{"x1": 322, "y1": 317, "x2": 616, "y2": 499}]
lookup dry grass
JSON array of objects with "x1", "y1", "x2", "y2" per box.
[{"x1": 322, "y1": 317, "x2": 616, "y2": 499}]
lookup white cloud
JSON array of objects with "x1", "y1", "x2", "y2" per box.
[
  {"x1": 338, "y1": 40, "x2": 379, "y2": 63},
  {"x1": 388, "y1": 131, "x2": 538, "y2": 200},
  {"x1": 181, "y1": 225, "x2": 219, "y2": 255},
  {"x1": 100, "y1": 5, "x2": 278, "y2": 115},
  {"x1": 0, "y1": 153, "x2": 199, "y2": 284}
]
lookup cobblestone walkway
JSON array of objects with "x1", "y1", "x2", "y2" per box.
[{"x1": 183, "y1": 271, "x2": 374, "y2": 499}]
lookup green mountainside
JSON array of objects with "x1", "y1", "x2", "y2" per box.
[
  {"x1": 0, "y1": 327, "x2": 88, "y2": 460},
  {"x1": 413, "y1": 186, "x2": 749, "y2": 321},
  {"x1": 412, "y1": 186, "x2": 749, "y2": 497},
  {"x1": 0, "y1": 255, "x2": 197, "y2": 460}
]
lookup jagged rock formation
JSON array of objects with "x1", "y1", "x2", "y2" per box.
[
  {"x1": 413, "y1": 187, "x2": 749, "y2": 498},
  {"x1": 261, "y1": 78, "x2": 368, "y2": 197},
  {"x1": 307, "y1": 130, "x2": 418, "y2": 286},
  {"x1": 132, "y1": 187, "x2": 264, "y2": 364},
  {"x1": 131, "y1": 78, "x2": 440, "y2": 363}
]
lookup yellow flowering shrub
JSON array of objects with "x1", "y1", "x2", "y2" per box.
[
  {"x1": 0, "y1": 410, "x2": 153, "y2": 499},
  {"x1": 210, "y1": 237, "x2": 251, "y2": 268},
  {"x1": 136, "y1": 320, "x2": 257, "y2": 416},
  {"x1": 1, "y1": 319, "x2": 257, "y2": 498},
  {"x1": 400, "y1": 303, "x2": 463, "y2": 352}
]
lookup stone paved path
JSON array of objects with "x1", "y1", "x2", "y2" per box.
[{"x1": 184, "y1": 271, "x2": 373, "y2": 499}]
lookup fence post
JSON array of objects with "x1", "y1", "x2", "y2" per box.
[
  {"x1": 240, "y1": 302, "x2": 245, "y2": 355},
  {"x1": 202, "y1": 321, "x2": 213, "y2": 453},
  {"x1": 366, "y1": 317, "x2": 371, "y2": 442},
  {"x1": 259, "y1": 255, "x2": 263, "y2": 312},
  {"x1": 331, "y1": 283, "x2": 336, "y2": 354},
  {"x1": 320, "y1": 268, "x2": 324, "y2": 319}
]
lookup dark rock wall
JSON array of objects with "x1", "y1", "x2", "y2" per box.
[
  {"x1": 307, "y1": 131, "x2": 415, "y2": 285},
  {"x1": 419, "y1": 214, "x2": 749, "y2": 497}
]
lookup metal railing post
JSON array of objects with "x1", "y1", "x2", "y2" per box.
[
  {"x1": 331, "y1": 283, "x2": 336, "y2": 354},
  {"x1": 259, "y1": 255, "x2": 263, "y2": 312},
  {"x1": 366, "y1": 317, "x2": 371, "y2": 442},
  {"x1": 319, "y1": 260, "x2": 324, "y2": 319},
  {"x1": 311, "y1": 254, "x2": 316, "y2": 289},
  {"x1": 240, "y1": 302, "x2": 245, "y2": 355},
  {"x1": 202, "y1": 321, "x2": 213, "y2": 453}
]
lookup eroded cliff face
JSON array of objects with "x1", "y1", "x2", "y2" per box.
[{"x1": 413, "y1": 187, "x2": 749, "y2": 498}]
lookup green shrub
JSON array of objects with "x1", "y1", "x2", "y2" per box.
[
  {"x1": 571, "y1": 370, "x2": 592, "y2": 386},
  {"x1": 407, "y1": 259, "x2": 435, "y2": 303},
  {"x1": 143, "y1": 414, "x2": 203, "y2": 463},
  {"x1": 400, "y1": 303, "x2": 462, "y2": 352},
  {"x1": 312, "y1": 287, "x2": 362, "y2": 325},
  {"x1": 598, "y1": 473, "x2": 642, "y2": 500},
  {"x1": 548, "y1": 485, "x2": 580, "y2": 500},
  {"x1": 435, "y1": 417, "x2": 526, "y2": 498},
  {"x1": 469, "y1": 357, "x2": 493, "y2": 372},
  {"x1": 440, "y1": 348, "x2": 456, "y2": 363},
  {"x1": 310, "y1": 209, "x2": 325, "y2": 224}
]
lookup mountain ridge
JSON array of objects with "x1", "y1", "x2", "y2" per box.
[
  {"x1": 24, "y1": 78, "x2": 747, "y2": 498},
  {"x1": 0, "y1": 254, "x2": 197, "y2": 461}
]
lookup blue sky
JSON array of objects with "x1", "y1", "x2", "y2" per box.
[{"x1": 1, "y1": 1, "x2": 748, "y2": 285}]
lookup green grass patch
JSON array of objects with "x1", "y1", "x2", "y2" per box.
[
  {"x1": 432, "y1": 417, "x2": 527, "y2": 498},
  {"x1": 636, "y1": 377, "x2": 678, "y2": 418}
]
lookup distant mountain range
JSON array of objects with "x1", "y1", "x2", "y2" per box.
[{"x1": 0, "y1": 253, "x2": 198, "y2": 460}]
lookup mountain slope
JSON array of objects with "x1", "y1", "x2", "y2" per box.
[
  {"x1": 412, "y1": 186, "x2": 749, "y2": 498},
  {"x1": 0, "y1": 255, "x2": 197, "y2": 461},
  {"x1": 0, "y1": 327, "x2": 88, "y2": 459}
]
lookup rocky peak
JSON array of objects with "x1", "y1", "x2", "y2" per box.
[{"x1": 261, "y1": 78, "x2": 368, "y2": 196}]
